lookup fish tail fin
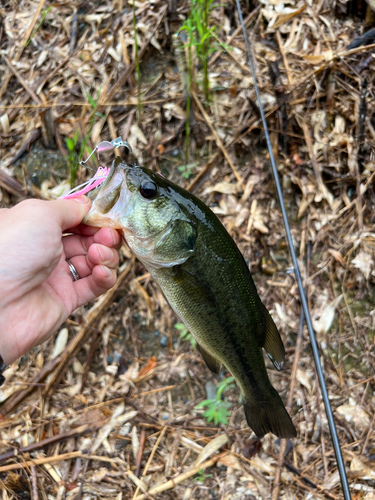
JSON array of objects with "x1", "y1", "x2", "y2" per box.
[{"x1": 244, "y1": 400, "x2": 297, "y2": 439}]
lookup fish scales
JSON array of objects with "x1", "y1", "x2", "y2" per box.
[{"x1": 84, "y1": 160, "x2": 296, "y2": 438}]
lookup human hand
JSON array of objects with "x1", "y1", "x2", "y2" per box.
[{"x1": 0, "y1": 196, "x2": 122, "y2": 365}]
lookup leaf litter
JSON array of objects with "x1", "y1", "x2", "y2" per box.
[{"x1": 1, "y1": 0, "x2": 375, "y2": 498}]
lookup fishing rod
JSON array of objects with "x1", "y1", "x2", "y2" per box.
[{"x1": 234, "y1": 2, "x2": 352, "y2": 499}]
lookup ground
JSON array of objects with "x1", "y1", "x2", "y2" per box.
[{"x1": 1, "y1": 0, "x2": 375, "y2": 499}]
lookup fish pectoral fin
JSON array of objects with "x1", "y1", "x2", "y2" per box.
[
  {"x1": 154, "y1": 220, "x2": 196, "y2": 263},
  {"x1": 197, "y1": 343, "x2": 221, "y2": 374},
  {"x1": 168, "y1": 266, "x2": 216, "y2": 305},
  {"x1": 261, "y1": 302, "x2": 285, "y2": 371}
]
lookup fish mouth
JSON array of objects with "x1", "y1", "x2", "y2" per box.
[{"x1": 83, "y1": 159, "x2": 130, "y2": 229}]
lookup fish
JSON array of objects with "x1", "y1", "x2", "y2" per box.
[{"x1": 84, "y1": 158, "x2": 297, "y2": 438}]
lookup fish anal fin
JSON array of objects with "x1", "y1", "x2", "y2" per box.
[
  {"x1": 197, "y1": 343, "x2": 221, "y2": 374},
  {"x1": 261, "y1": 303, "x2": 285, "y2": 371}
]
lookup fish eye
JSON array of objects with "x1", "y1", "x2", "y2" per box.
[{"x1": 139, "y1": 180, "x2": 157, "y2": 199}]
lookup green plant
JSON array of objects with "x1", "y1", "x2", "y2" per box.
[
  {"x1": 65, "y1": 91, "x2": 105, "y2": 186},
  {"x1": 175, "y1": 323, "x2": 196, "y2": 350},
  {"x1": 195, "y1": 376, "x2": 235, "y2": 425},
  {"x1": 65, "y1": 130, "x2": 79, "y2": 184},
  {"x1": 179, "y1": 0, "x2": 228, "y2": 103},
  {"x1": 193, "y1": 468, "x2": 213, "y2": 483},
  {"x1": 25, "y1": 7, "x2": 52, "y2": 47},
  {"x1": 178, "y1": 163, "x2": 197, "y2": 179},
  {"x1": 178, "y1": 0, "x2": 229, "y2": 159}
]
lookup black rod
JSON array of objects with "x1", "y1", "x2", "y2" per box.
[{"x1": 234, "y1": 2, "x2": 351, "y2": 499}]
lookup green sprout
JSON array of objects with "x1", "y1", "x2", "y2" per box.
[
  {"x1": 178, "y1": 163, "x2": 197, "y2": 179},
  {"x1": 175, "y1": 323, "x2": 196, "y2": 350},
  {"x1": 25, "y1": 7, "x2": 52, "y2": 47},
  {"x1": 195, "y1": 376, "x2": 235, "y2": 425},
  {"x1": 65, "y1": 91, "x2": 104, "y2": 186},
  {"x1": 179, "y1": 0, "x2": 229, "y2": 103},
  {"x1": 193, "y1": 467, "x2": 213, "y2": 483},
  {"x1": 178, "y1": 0, "x2": 230, "y2": 159}
]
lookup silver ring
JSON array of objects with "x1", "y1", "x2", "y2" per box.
[{"x1": 66, "y1": 259, "x2": 80, "y2": 281}]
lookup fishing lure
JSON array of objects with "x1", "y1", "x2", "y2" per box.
[{"x1": 59, "y1": 137, "x2": 131, "y2": 200}]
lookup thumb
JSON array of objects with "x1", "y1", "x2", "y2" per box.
[{"x1": 47, "y1": 196, "x2": 92, "y2": 231}]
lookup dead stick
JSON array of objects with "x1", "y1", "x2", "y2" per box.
[
  {"x1": 31, "y1": 466, "x2": 38, "y2": 500},
  {"x1": 0, "y1": 451, "x2": 83, "y2": 473},
  {"x1": 355, "y1": 153, "x2": 363, "y2": 231},
  {"x1": 0, "y1": 170, "x2": 26, "y2": 198},
  {"x1": 209, "y1": 9, "x2": 259, "y2": 66},
  {"x1": 135, "y1": 429, "x2": 147, "y2": 477},
  {"x1": 133, "y1": 452, "x2": 229, "y2": 500},
  {"x1": 80, "y1": 330, "x2": 99, "y2": 393},
  {"x1": 7, "y1": 129, "x2": 41, "y2": 167},
  {"x1": 132, "y1": 426, "x2": 168, "y2": 499},
  {"x1": 192, "y1": 91, "x2": 243, "y2": 186},
  {"x1": 0, "y1": 351, "x2": 63, "y2": 415},
  {"x1": 0, "y1": 424, "x2": 93, "y2": 463},
  {"x1": 187, "y1": 152, "x2": 219, "y2": 192},
  {"x1": 1, "y1": 54, "x2": 42, "y2": 105},
  {"x1": 276, "y1": 30, "x2": 293, "y2": 86},
  {"x1": 70, "y1": 11, "x2": 78, "y2": 55}
]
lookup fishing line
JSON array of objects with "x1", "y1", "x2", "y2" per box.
[{"x1": 234, "y1": 2, "x2": 351, "y2": 499}]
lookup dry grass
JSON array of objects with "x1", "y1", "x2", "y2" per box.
[{"x1": 1, "y1": 0, "x2": 375, "y2": 498}]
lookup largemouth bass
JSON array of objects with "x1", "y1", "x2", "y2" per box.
[{"x1": 84, "y1": 158, "x2": 296, "y2": 438}]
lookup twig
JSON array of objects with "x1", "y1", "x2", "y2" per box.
[
  {"x1": 80, "y1": 330, "x2": 99, "y2": 393},
  {"x1": 187, "y1": 152, "x2": 219, "y2": 192},
  {"x1": 0, "y1": 170, "x2": 26, "y2": 198},
  {"x1": 6, "y1": 129, "x2": 41, "y2": 169},
  {"x1": 299, "y1": 117, "x2": 334, "y2": 208},
  {"x1": 0, "y1": 424, "x2": 92, "y2": 463},
  {"x1": 192, "y1": 91, "x2": 244, "y2": 186},
  {"x1": 209, "y1": 9, "x2": 259, "y2": 67},
  {"x1": 135, "y1": 429, "x2": 147, "y2": 477},
  {"x1": 132, "y1": 427, "x2": 168, "y2": 498},
  {"x1": 0, "y1": 350, "x2": 64, "y2": 415},
  {"x1": 0, "y1": 451, "x2": 84, "y2": 473},
  {"x1": 276, "y1": 30, "x2": 293, "y2": 86},
  {"x1": 0, "y1": 266, "x2": 130, "y2": 414},
  {"x1": 133, "y1": 452, "x2": 229, "y2": 500},
  {"x1": 1, "y1": 54, "x2": 42, "y2": 105},
  {"x1": 69, "y1": 11, "x2": 78, "y2": 55},
  {"x1": 31, "y1": 466, "x2": 39, "y2": 500}
]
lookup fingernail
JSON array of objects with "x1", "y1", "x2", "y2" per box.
[
  {"x1": 110, "y1": 229, "x2": 120, "y2": 246},
  {"x1": 100, "y1": 265, "x2": 112, "y2": 278},
  {"x1": 74, "y1": 195, "x2": 91, "y2": 204}
]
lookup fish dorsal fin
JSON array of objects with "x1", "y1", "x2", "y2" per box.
[
  {"x1": 261, "y1": 303, "x2": 285, "y2": 371},
  {"x1": 197, "y1": 343, "x2": 221, "y2": 374}
]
